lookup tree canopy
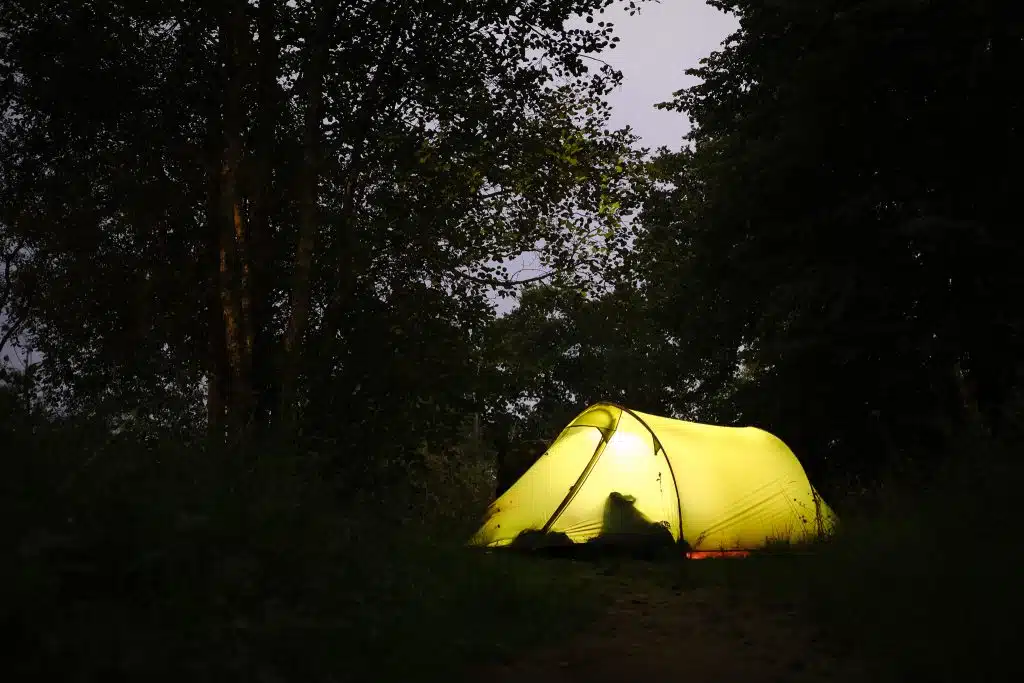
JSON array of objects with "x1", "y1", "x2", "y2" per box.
[
  {"x1": 633, "y1": 0, "x2": 1023, "y2": 486},
  {"x1": 2, "y1": 0, "x2": 647, "y2": 458},
  {"x1": 5, "y1": 3, "x2": 1024, "y2": 679},
  {"x1": 2, "y1": 0, "x2": 1022, "y2": 491}
]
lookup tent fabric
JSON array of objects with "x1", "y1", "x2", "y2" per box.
[{"x1": 469, "y1": 403, "x2": 838, "y2": 551}]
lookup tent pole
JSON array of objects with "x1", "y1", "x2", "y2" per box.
[
  {"x1": 539, "y1": 409, "x2": 623, "y2": 533},
  {"x1": 539, "y1": 431, "x2": 611, "y2": 534},
  {"x1": 595, "y1": 401, "x2": 685, "y2": 544}
]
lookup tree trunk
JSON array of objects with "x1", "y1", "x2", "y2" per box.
[
  {"x1": 218, "y1": 0, "x2": 254, "y2": 443},
  {"x1": 249, "y1": 0, "x2": 282, "y2": 427},
  {"x1": 278, "y1": 0, "x2": 339, "y2": 429},
  {"x1": 206, "y1": 162, "x2": 228, "y2": 443},
  {"x1": 952, "y1": 360, "x2": 988, "y2": 436},
  {"x1": 313, "y1": 16, "x2": 405, "y2": 367}
]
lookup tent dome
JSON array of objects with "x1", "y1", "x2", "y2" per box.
[{"x1": 470, "y1": 402, "x2": 836, "y2": 551}]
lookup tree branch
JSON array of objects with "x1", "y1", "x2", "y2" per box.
[
  {"x1": 448, "y1": 268, "x2": 553, "y2": 288},
  {"x1": 581, "y1": 54, "x2": 612, "y2": 68},
  {"x1": 1, "y1": 239, "x2": 27, "y2": 309},
  {"x1": 0, "y1": 312, "x2": 26, "y2": 355}
]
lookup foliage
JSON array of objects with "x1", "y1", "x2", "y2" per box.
[
  {"x1": 801, "y1": 446, "x2": 1023, "y2": 682},
  {"x1": 0, "y1": 0, "x2": 646, "y2": 451},
  {"x1": 2, "y1": 0, "x2": 1023, "y2": 679},
  {"x1": 1, "y1": 3, "x2": 649, "y2": 678},
  {"x1": 485, "y1": 283, "x2": 671, "y2": 418},
  {"x1": 705, "y1": 430, "x2": 1024, "y2": 683},
  {"x1": 472, "y1": 279, "x2": 678, "y2": 489},
  {"x1": 2, "y1": 424, "x2": 596, "y2": 682},
  {"x1": 633, "y1": 0, "x2": 1024, "y2": 491}
]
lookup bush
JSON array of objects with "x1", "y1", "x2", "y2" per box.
[
  {"x1": 800, "y1": 435, "x2": 1023, "y2": 682},
  {"x1": 2, "y1": 429, "x2": 594, "y2": 682}
]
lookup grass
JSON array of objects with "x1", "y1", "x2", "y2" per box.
[
  {"x1": 500, "y1": 437, "x2": 1023, "y2": 683},
  {"x1": 794, "y1": 450, "x2": 1024, "y2": 682},
  {"x1": 580, "y1": 441, "x2": 1024, "y2": 683},
  {"x1": 6, "y1": 422, "x2": 1021, "y2": 682},
  {"x1": 3, "y1": 431, "x2": 601, "y2": 683}
]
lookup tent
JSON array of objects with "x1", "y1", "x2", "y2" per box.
[{"x1": 469, "y1": 402, "x2": 837, "y2": 552}]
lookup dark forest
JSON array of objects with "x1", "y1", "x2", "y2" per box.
[{"x1": 3, "y1": 1, "x2": 1021, "y2": 681}]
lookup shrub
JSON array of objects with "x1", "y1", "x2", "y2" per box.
[
  {"x1": 3, "y1": 429, "x2": 593, "y2": 682},
  {"x1": 801, "y1": 434, "x2": 1023, "y2": 682}
]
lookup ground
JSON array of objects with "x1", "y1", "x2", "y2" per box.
[{"x1": 466, "y1": 558, "x2": 868, "y2": 683}]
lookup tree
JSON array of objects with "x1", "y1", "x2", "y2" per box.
[
  {"x1": 0, "y1": 0, "x2": 650, "y2": 454},
  {"x1": 479, "y1": 279, "x2": 674, "y2": 492},
  {"x1": 639, "y1": 0, "x2": 1024, "y2": 487}
]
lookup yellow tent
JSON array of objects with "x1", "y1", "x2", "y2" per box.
[{"x1": 470, "y1": 402, "x2": 837, "y2": 552}]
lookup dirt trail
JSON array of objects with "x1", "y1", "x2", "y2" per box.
[{"x1": 472, "y1": 568, "x2": 866, "y2": 683}]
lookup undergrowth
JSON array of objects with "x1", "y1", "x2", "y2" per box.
[
  {"x1": 798, "y1": 437, "x2": 1023, "y2": 683},
  {"x1": 2, "y1": 426, "x2": 596, "y2": 683},
  {"x1": 564, "y1": 429, "x2": 1023, "y2": 683},
  {"x1": 656, "y1": 432, "x2": 1024, "y2": 683},
  {"x1": 7, "y1": 413, "x2": 1020, "y2": 683}
]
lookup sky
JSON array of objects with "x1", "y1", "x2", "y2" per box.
[
  {"x1": 596, "y1": 0, "x2": 738, "y2": 150},
  {"x1": 495, "y1": 0, "x2": 739, "y2": 308}
]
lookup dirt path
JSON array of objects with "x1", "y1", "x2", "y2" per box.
[{"x1": 470, "y1": 566, "x2": 867, "y2": 683}]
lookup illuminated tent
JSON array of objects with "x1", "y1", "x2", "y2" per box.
[{"x1": 470, "y1": 402, "x2": 837, "y2": 552}]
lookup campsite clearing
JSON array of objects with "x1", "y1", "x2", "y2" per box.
[{"x1": 466, "y1": 557, "x2": 867, "y2": 683}]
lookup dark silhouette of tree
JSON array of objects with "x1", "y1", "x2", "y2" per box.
[
  {"x1": 635, "y1": 0, "x2": 1023, "y2": 489},
  {"x1": 1, "y1": 0, "x2": 646, "y2": 458}
]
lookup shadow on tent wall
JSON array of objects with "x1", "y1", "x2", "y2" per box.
[{"x1": 504, "y1": 492, "x2": 756, "y2": 561}]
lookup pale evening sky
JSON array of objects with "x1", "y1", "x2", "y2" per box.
[
  {"x1": 597, "y1": 0, "x2": 738, "y2": 150},
  {"x1": 497, "y1": 1, "x2": 739, "y2": 303}
]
